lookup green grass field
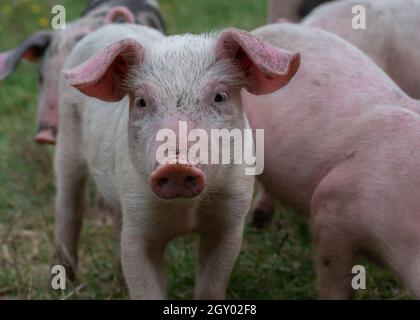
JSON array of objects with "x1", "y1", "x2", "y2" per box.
[{"x1": 0, "y1": 0, "x2": 409, "y2": 299}]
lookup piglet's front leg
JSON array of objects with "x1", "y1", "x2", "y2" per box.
[
  {"x1": 194, "y1": 227, "x2": 245, "y2": 300},
  {"x1": 121, "y1": 230, "x2": 167, "y2": 300},
  {"x1": 193, "y1": 199, "x2": 249, "y2": 300}
]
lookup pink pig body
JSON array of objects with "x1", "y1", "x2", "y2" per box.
[
  {"x1": 244, "y1": 23, "x2": 420, "y2": 298},
  {"x1": 303, "y1": 0, "x2": 420, "y2": 99}
]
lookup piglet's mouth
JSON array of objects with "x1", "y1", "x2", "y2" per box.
[{"x1": 150, "y1": 164, "x2": 206, "y2": 200}]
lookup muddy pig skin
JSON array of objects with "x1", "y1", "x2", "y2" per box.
[
  {"x1": 0, "y1": 0, "x2": 164, "y2": 144},
  {"x1": 244, "y1": 23, "x2": 420, "y2": 299},
  {"x1": 56, "y1": 23, "x2": 299, "y2": 299}
]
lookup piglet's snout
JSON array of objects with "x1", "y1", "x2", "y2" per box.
[
  {"x1": 151, "y1": 164, "x2": 205, "y2": 200},
  {"x1": 34, "y1": 127, "x2": 56, "y2": 145}
]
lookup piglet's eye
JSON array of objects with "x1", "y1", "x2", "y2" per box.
[
  {"x1": 214, "y1": 92, "x2": 228, "y2": 103},
  {"x1": 135, "y1": 97, "x2": 147, "y2": 108}
]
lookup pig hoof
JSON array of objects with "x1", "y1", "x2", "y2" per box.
[
  {"x1": 64, "y1": 264, "x2": 77, "y2": 283},
  {"x1": 252, "y1": 208, "x2": 274, "y2": 229},
  {"x1": 55, "y1": 254, "x2": 78, "y2": 282},
  {"x1": 92, "y1": 203, "x2": 114, "y2": 226},
  {"x1": 93, "y1": 211, "x2": 113, "y2": 226},
  {"x1": 34, "y1": 128, "x2": 56, "y2": 145}
]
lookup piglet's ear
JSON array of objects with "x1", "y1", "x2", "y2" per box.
[
  {"x1": 0, "y1": 31, "x2": 51, "y2": 81},
  {"x1": 63, "y1": 39, "x2": 144, "y2": 102},
  {"x1": 215, "y1": 28, "x2": 300, "y2": 95}
]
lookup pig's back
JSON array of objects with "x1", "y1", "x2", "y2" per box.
[
  {"x1": 250, "y1": 24, "x2": 413, "y2": 118},
  {"x1": 302, "y1": 0, "x2": 420, "y2": 98}
]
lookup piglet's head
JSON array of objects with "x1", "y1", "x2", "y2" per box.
[
  {"x1": 0, "y1": 27, "x2": 94, "y2": 145},
  {"x1": 63, "y1": 29, "x2": 300, "y2": 200}
]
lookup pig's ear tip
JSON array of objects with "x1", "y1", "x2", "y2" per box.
[
  {"x1": 289, "y1": 52, "x2": 301, "y2": 75},
  {"x1": 0, "y1": 69, "x2": 13, "y2": 81},
  {"x1": 295, "y1": 52, "x2": 302, "y2": 65},
  {"x1": 0, "y1": 54, "x2": 10, "y2": 81}
]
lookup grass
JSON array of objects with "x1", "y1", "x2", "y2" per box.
[{"x1": 0, "y1": 0, "x2": 409, "y2": 299}]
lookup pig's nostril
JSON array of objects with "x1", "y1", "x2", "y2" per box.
[
  {"x1": 151, "y1": 164, "x2": 205, "y2": 199},
  {"x1": 184, "y1": 176, "x2": 197, "y2": 188},
  {"x1": 158, "y1": 178, "x2": 168, "y2": 187}
]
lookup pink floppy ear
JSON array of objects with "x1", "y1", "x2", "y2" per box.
[
  {"x1": 215, "y1": 28, "x2": 300, "y2": 95},
  {"x1": 63, "y1": 39, "x2": 144, "y2": 102},
  {"x1": 104, "y1": 6, "x2": 135, "y2": 24},
  {"x1": 0, "y1": 31, "x2": 51, "y2": 81}
]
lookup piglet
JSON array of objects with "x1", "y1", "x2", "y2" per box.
[
  {"x1": 244, "y1": 23, "x2": 420, "y2": 299},
  {"x1": 56, "y1": 24, "x2": 299, "y2": 299}
]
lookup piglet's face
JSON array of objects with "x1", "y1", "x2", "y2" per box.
[
  {"x1": 125, "y1": 36, "x2": 248, "y2": 176},
  {"x1": 64, "y1": 29, "x2": 300, "y2": 199}
]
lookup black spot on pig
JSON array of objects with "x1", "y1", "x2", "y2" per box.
[
  {"x1": 176, "y1": 97, "x2": 183, "y2": 109},
  {"x1": 298, "y1": 0, "x2": 334, "y2": 19},
  {"x1": 344, "y1": 150, "x2": 356, "y2": 159},
  {"x1": 82, "y1": 0, "x2": 165, "y2": 32},
  {"x1": 324, "y1": 258, "x2": 331, "y2": 267},
  {"x1": 72, "y1": 103, "x2": 81, "y2": 122},
  {"x1": 312, "y1": 79, "x2": 321, "y2": 87}
]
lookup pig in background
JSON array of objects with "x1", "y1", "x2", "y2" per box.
[
  {"x1": 244, "y1": 22, "x2": 420, "y2": 298},
  {"x1": 257, "y1": 0, "x2": 420, "y2": 227},
  {"x1": 302, "y1": 0, "x2": 420, "y2": 99},
  {"x1": 0, "y1": 0, "x2": 164, "y2": 144},
  {"x1": 56, "y1": 21, "x2": 299, "y2": 298}
]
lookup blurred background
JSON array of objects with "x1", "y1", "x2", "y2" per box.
[{"x1": 0, "y1": 0, "x2": 408, "y2": 299}]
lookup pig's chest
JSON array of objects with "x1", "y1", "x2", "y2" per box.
[{"x1": 135, "y1": 200, "x2": 203, "y2": 237}]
